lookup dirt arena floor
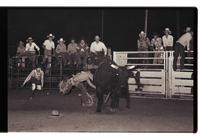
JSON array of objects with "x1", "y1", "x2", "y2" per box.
[{"x1": 8, "y1": 88, "x2": 194, "y2": 132}]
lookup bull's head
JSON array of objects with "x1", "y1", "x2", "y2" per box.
[{"x1": 110, "y1": 64, "x2": 137, "y2": 88}]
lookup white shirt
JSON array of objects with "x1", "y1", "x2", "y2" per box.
[
  {"x1": 176, "y1": 32, "x2": 192, "y2": 50},
  {"x1": 25, "y1": 42, "x2": 40, "y2": 52},
  {"x1": 90, "y1": 41, "x2": 107, "y2": 55},
  {"x1": 162, "y1": 35, "x2": 174, "y2": 47},
  {"x1": 43, "y1": 40, "x2": 55, "y2": 50}
]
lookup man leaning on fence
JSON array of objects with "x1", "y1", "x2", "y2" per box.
[
  {"x1": 137, "y1": 31, "x2": 151, "y2": 66},
  {"x1": 173, "y1": 27, "x2": 193, "y2": 71}
]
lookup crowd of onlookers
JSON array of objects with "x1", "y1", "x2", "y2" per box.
[
  {"x1": 15, "y1": 34, "x2": 108, "y2": 72},
  {"x1": 15, "y1": 26, "x2": 193, "y2": 72},
  {"x1": 137, "y1": 27, "x2": 193, "y2": 70}
]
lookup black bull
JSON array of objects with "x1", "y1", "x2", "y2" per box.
[{"x1": 94, "y1": 58, "x2": 142, "y2": 112}]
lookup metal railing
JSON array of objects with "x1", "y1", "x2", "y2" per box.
[{"x1": 113, "y1": 51, "x2": 194, "y2": 99}]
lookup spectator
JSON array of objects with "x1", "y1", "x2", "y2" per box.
[
  {"x1": 77, "y1": 39, "x2": 90, "y2": 67},
  {"x1": 90, "y1": 35, "x2": 107, "y2": 66},
  {"x1": 90, "y1": 35, "x2": 107, "y2": 58},
  {"x1": 137, "y1": 31, "x2": 151, "y2": 65},
  {"x1": 25, "y1": 37, "x2": 40, "y2": 68},
  {"x1": 173, "y1": 27, "x2": 193, "y2": 71},
  {"x1": 16, "y1": 41, "x2": 27, "y2": 69},
  {"x1": 151, "y1": 34, "x2": 164, "y2": 64},
  {"x1": 67, "y1": 38, "x2": 79, "y2": 67},
  {"x1": 42, "y1": 33, "x2": 55, "y2": 67},
  {"x1": 55, "y1": 38, "x2": 69, "y2": 66},
  {"x1": 162, "y1": 28, "x2": 174, "y2": 51}
]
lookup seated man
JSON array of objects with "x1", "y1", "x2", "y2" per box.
[
  {"x1": 22, "y1": 65, "x2": 44, "y2": 99},
  {"x1": 77, "y1": 39, "x2": 90, "y2": 67},
  {"x1": 67, "y1": 38, "x2": 79, "y2": 67},
  {"x1": 90, "y1": 35, "x2": 107, "y2": 65},
  {"x1": 16, "y1": 41, "x2": 27, "y2": 69},
  {"x1": 59, "y1": 69, "x2": 96, "y2": 107}
]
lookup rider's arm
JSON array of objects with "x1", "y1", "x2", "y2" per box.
[{"x1": 87, "y1": 79, "x2": 96, "y2": 89}]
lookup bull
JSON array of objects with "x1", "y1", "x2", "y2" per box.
[{"x1": 94, "y1": 58, "x2": 142, "y2": 112}]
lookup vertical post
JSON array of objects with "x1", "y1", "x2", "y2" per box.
[
  {"x1": 144, "y1": 9, "x2": 148, "y2": 35},
  {"x1": 101, "y1": 9, "x2": 104, "y2": 41},
  {"x1": 176, "y1": 10, "x2": 180, "y2": 38}
]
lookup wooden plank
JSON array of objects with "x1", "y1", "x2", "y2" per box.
[
  {"x1": 139, "y1": 71, "x2": 164, "y2": 78},
  {"x1": 173, "y1": 79, "x2": 193, "y2": 86},
  {"x1": 128, "y1": 78, "x2": 164, "y2": 85},
  {"x1": 172, "y1": 87, "x2": 192, "y2": 94},
  {"x1": 172, "y1": 72, "x2": 193, "y2": 79},
  {"x1": 129, "y1": 85, "x2": 164, "y2": 93}
]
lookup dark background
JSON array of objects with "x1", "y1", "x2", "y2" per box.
[{"x1": 8, "y1": 8, "x2": 196, "y2": 56}]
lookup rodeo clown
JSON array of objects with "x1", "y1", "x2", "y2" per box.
[
  {"x1": 22, "y1": 64, "x2": 44, "y2": 98},
  {"x1": 59, "y1": 67, "x2": 96, "y2": 107}
]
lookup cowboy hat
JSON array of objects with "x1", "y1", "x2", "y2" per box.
[
  {"x1": 26, "y1": 37, "x2": 34, "y2": 42},
  {"x1": 185, "y1": 27, "x2": 192, "y2": 32},
  {"x1": 164, "y1": 28, "x2": 172, "y2": 34},
  {"x1": 47, "y1": 33, "x2": 55, "y2": 39},
  {"x1": 139, "y1": 31, "x2": 146, "y2": 37},
  {"x1": 18, "y1": 41, "x2": 25, "y2": 46},
  {"x1": 57, "y1": 38, "x2": 65, "y2": 43}
]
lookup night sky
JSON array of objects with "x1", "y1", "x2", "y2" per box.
[{"x1": 7, "y1": 8, "x2": 197, "y2": 56}]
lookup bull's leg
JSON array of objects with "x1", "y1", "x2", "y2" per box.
[
  {"x1": 126, "y1": 91, "x2": 130, "y2": 108},
  {"x1": 135, "y1": 71, "x2": 143, "y2": 91},
  {"x1": 110, "y1": 91, "x2": 118, "y2": 111},
  {"x1": 96, "y1": 87, "x2": 104, "y2": 112}
]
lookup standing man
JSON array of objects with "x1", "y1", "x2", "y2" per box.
[
  {"x1": 137, "y1": 31, "x2": 151, "y2": 65},
  {"x1": 42, "y1": 33, "x2": 55, "y2": 71},
  {"x1": 67, "y1": 38, "x2": 79, "y2": 67},
  {"x1": 173, "y1": 28, "x2": 193, "y2": 71},
  {"x1": 25, "y1": 37, "x2": 40, "y2": 68},
  {"x1": 22, "y1": 65, "x2": 44, "y2": 99},
  {"x1": 162, "y1": 28, "x2": 174, "y2": 51},
  {"x1": 90, "y1": 35, "x2": 107, "y2": 65}
]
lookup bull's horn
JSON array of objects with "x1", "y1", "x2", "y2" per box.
[
  {"x1": 110, "y1": 64, "x2": 119, "y2": 69},
  {"x1": 127, "y1": 65, "x2": 136, "y2": 70}
]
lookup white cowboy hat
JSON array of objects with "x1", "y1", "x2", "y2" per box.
[
  {"x1": 164, "y1": 28, "x2": 172, "y2": 34},
  {"x1": 185, "y1": 27, "x2": 192, "y2": 32},
  {"x1": 26, "y1": 37, "x2": 34, "y2": 42},
  {"x1": 57, "y1": 38, "x2": 65, "y2": 43},
  {"x1": 139, "y1": 31, "x2": 146, "y2": 37},
  {"x1": 47, "y1": 33, "x2": 55, "y2": 39}
]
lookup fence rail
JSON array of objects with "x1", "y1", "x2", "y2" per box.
[
  {"x1": 113, "y1": 51, "x2": 194, "y2": 99},
  {"x1": 8, "y1": 50, "x2": 194, "y2": 100}
]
